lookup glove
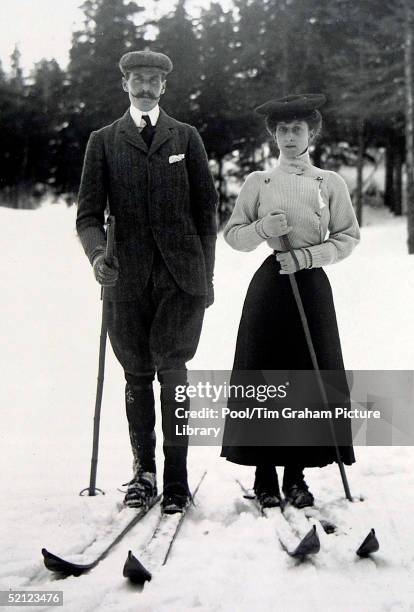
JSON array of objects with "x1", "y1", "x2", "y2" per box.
[
  {"x1": 260, "y1": 212, "x2": 292, "y2": 238},
  {"x1": 276, "y1": 249, "x2": 308, "y2": 274},
  {"x1": 205, "y1": 284, "x2": 214, "y2": 308},
  {"x1": 93, "y1": 252, "x2": 119, "y2": 287}
]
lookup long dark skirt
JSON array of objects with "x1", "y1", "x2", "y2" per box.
[{"x1": 221, "y1": 254, "x2": 355, "y2": 467}]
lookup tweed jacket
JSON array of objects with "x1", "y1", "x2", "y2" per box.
[{"x1": 76, "y1": 108, "x2": 218, "y2": 301}]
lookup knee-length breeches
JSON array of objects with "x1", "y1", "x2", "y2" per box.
[{"x1": 106, "y1": 249, "x2": 206, "y2": 384}]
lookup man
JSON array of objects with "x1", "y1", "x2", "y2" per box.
[{"x1": 76, "y1": 50, "x2": 217, "y2": 514}]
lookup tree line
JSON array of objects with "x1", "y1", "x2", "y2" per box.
[{"x1": 0, "y1": 0, "x2": 414, "y2": 249}]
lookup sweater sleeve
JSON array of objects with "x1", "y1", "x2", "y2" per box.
[
  {"x1": 223, "y1": 172, "x2": 267, "y2": 251},
  {"x1": 307, "y1": 172, "x2": 360, "y2": 267}
]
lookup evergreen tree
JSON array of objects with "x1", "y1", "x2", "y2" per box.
[
  {"x1": 65, "y1": 0, "x2": 145, "y2": 190},
  {"x1": 153, "y1": 0, "x2": 200, "y2": 125},
  {"x1": 195, "y1": 2, "x2": 240, "y2": 214},
  {"x1": 0, "y1": 52, "x2": 68, "y2": 206},
  {"x1": 0, "y1": 46, "x2": 30, "y2": 206},
  {"x1": 233, "y1": 0, "x2": 333, "y2": 168},
  {"x1": 10, "y1": 45, "x2": 24, "y2": 89},
  {"x1": 319, "y1": 0, "x2": 413, "y2": 240},
  {"x1": 27, "y1": 59, "x2": 67, "y2": 190},
  {"x1": 402, "y1": 0, "x2": 414, "y2": 252}
]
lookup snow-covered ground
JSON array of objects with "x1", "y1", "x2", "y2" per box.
[{"x1": 1, "y1": 203, "x2": 414, "y2": 611}]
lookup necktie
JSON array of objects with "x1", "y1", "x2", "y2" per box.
[{"x1": 140, "y1": 114, "x2": 155, "y2": 147}]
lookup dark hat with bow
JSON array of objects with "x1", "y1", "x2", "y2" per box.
[{"x1": 255, "y1": 93, "x2": 327, "y2": 119}]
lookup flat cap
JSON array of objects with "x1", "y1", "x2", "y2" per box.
[
  {"x1": 255, "y1": 93, "x2": 326, "y2": 118},
  {"x1": 119, "y1": 50, "x2": 173, "y2": 75}
]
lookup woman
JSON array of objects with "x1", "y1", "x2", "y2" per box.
[{"x1": 221, "y1": 94, "x2": 360, "y2": 509}]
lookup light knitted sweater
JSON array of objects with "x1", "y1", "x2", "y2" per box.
[{"x1": 224, "y1": 151, "x2": 360, "y2": 267}]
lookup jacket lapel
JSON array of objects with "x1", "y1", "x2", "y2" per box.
[
  {"x1": 119, "y1": 108, "x2": 176, "y2": 155},
  {"x1": 119, "y1": 110, "x2": 148, "y2": 154},
  {"x1": 148, "y1": 109, "x2": 175, "y2": 156}
]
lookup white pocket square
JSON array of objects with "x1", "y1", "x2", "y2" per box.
[{"x1": 169, "y1": 154, "x2": 185, "y2": 164}]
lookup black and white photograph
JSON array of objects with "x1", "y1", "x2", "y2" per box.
[{"x1": 1, "y1": 0, "x2": 414, "y2": 610}]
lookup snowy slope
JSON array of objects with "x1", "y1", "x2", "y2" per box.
[{"x1": 1, "y1": 203, "x2": 414, "y2": 611}]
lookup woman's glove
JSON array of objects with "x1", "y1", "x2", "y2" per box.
[
  {"x1": 276, "y1": 249, "x2": 309, "y2": 274},
  {"x1": 257, "y1": 212, "x2": 292, "y2": 238},
  {"x1": 93, "y1": 251, "x2": 120, "y2": 286}
]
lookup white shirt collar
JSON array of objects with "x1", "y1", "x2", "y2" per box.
[{"x1": 129, "y1": 104, "x2": 160, "y2": 127}]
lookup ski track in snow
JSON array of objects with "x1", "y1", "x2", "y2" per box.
[{"x1": 1, "y1": 203, "x2": 414, "y2": 611}]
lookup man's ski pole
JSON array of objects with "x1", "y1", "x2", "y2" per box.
[
  {"x1": 280, "y1": 234, "x2": 353, "y2": 502},
  {"x1": 80, "y1": 216, "x2": 116, "y2": 496}
]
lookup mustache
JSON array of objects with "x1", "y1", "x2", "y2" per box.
[{"x1": 130, "y1": 91, "x2": 157, "y2": 99}]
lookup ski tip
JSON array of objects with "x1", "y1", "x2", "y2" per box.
[
  {"x1": 356, "y1": 528, "x2": 379, "y2": 557},
  {"x1": 319, "y1": 519, "x2": 336, "y2": 534},
  {"x1": 41, "y1": 548, "x2": 88, "y2": 576},
  {"x1": 123, "y1": 551, "x2": 152, "y2": 584},
  {"x1": 291, "y1": 525, "x2": 321, "y2": 558}
]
